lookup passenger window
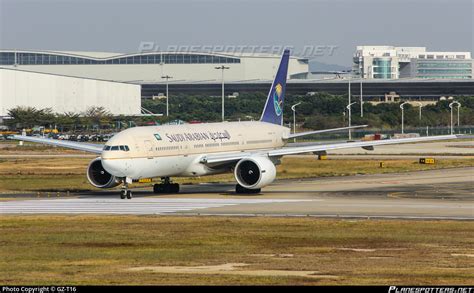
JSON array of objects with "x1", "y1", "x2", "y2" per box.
[
  {"x1": 119, "y1": 146, "x2": 126, "y2": 151},
  {"x1": 103, "y1": 146, "x2": 111, "y2": 151},
  {"x1": 111, "y1": 146, "x2": 119, "y2": 151}
]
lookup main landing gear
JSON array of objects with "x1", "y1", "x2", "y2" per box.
[
  {"x1": 120, "y1": 180, "x2": 132, "y2": 199},
  {"x1": 153, "y1": 177, "x2": 180, "y2": 194},
  {"x1": 235, "y1": 184, "x2": 261, "y2": 194}
]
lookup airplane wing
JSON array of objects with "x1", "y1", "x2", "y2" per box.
[
  {"x1": 10, "y1": 135, "x2": 103, "y2": 154},
  {"x1": 284, "y1": 125, "x2": 368, "y2": 140},
  {"x1": 201, "y1": 135, "x2": 457, "y2": 165},
  {"x1": 268, "y1": 135, "x2": 457, "y2": 157}
]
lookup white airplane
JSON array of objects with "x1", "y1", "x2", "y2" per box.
[{"x1": 12, "y1": 50, "x2": 456, "y2": 199}]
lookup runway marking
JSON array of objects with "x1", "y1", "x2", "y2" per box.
[
  {"x1": 0, "y1": 198, "x2": 312, "y2": 215},
  {"x1": 170, "y1": 213, "x2": 474, "y2": 221}
]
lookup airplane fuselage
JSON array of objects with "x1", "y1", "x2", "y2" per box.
[{"x1": 101, "y1": 121, "x2": 290, "y2": 179}]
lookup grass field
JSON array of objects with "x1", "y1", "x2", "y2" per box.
[
  {"x1": 0, "y1": 156, "x2": 473, "y2": 192},
  {"x1": 0, "y1": 216, "x2": 472, "y2": 285}
]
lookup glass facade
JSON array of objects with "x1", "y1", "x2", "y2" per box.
[
  {"x1": 0, "y1": 52, "x2": 14, "y2": 65},
  {"x1": 416, "y1": 60, "x2": 472, "y2": 79},
  {"x1": 0, "y1": 52, "x2": 240, "y2": 65},
  {"x1": 417, "y1": 62, "x2": 471, "y2": 68},
  {"x1": 418, "y1": 69, "x2": 471, "y2": 74},
  {"x1": 417, "y1": 76, "x2": 471, "y2": 79},
  {"x1": 372, "y1": 58, "x2": 392, "y2": 79}
]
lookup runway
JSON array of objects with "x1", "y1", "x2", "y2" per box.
[
  {"x1": 1, "y1": 167, "x2": 473, "y2": 219},
  {"x1": 0, "y1": 198, "x2": 310, "y2": 215}
]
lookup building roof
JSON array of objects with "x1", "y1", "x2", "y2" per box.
[{"x1": 0, "y1": 49, "x2": 306, "y2": 60}]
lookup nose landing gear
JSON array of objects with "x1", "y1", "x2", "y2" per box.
[
  {"x1": 120, "y1": 189, "x2": 132, "y2": 199},
  {"x1": 120, "y1": 179, "x2": 132, "y2": 199},
  {"x1": 153, "y1": 177, "x2": 180, "y2": 194}
]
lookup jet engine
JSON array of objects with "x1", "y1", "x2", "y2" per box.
[
  {"x1": 86, "y1": 157, "x2": 120, "y2": 188},
  {"x1": 234, "y1": 156, "x2": 276, "y2": 189}
]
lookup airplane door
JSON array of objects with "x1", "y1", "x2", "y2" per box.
[{"x1": 144, "y1": 140, "x2": 154, "y2": 159}]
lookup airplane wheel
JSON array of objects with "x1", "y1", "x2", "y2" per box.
[
  {"x1": 235, "y1": 184, "x2": 260, "y2": 194},
  {"x1": 153, "y1": 183, "x2": 179, "y2": 194},
  {"x1": 236, "y1": 184, "x2": 245, "y2": 193},
  {"x1": 126, "y1": 190, "x2": 132, "y2": 199},
  {"x1": 153, "y1": 184, "x2": 164, "y2": 193},
  {"x1": 171, "y1": 183, "x2": 180, "y2": 193},
  {"x1": 120, "y1": 190, "x2": 127, "y2": 199}
]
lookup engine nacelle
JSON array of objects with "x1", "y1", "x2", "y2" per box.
[
  {"x1": 86, "y1": 157, "x2": 120, "y2": 188},
  {"x1": 234, "y1": 156, "x2": 277, "y2": 189}
]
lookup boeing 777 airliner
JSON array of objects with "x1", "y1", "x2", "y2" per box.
[{"x1": 12, "y1": 50, "x2": 457, "y2": 199}]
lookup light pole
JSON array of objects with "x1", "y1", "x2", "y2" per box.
[
  {"x1": 360, "y1": 79, "x2": 364, "y2": 117},
  {"x1": 215, "y1": 65, "x2": 230, "y2": 121},
  {"x1": 400, "y1": 102, "x2": 409, "y2": 134},
  {"x1": 291, "y1": 102, "x2": 301, "y2": 143},
  {"x1": 348, "y1": 76, "x2": 351, "y2": 110},
  {"x1": 346, "y1": 102, "x2": 357, "y2": 140},
  {"x1": 161, "y1": 75, "x2": 172, "y2": 117},
  {"x1": 414, "y1": 101, "x2": 423, "y2": 121},
  {"x1": 449, "y1": 101, "x2": 461, "y2": 134},
  {"x1": 457, "y1": 102, "x2": 461, "y2": 128},
  {"x1": 159, "y1": 61, "x2": 164, "y2": 76}
]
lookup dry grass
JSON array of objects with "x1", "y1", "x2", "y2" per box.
[
  {"x1": 0, "y1": 158, "x2": 91, "y2": 192},
  {"x1": 0, "y1": 156, "x2": 473, "y2": 192},
  {"x1": 0, "y1": 216, "x2": 472, "y2": 285}
]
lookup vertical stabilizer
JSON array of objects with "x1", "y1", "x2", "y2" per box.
[{"x1": 260, "y1": 49, "x2": 290, "y2": 125}]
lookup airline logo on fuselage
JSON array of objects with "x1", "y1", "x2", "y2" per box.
[
  {"x1": 164, "y1": 130, "x2": 231, "y2": 143},
  {"x1": 273, "y1": 83, "x2": 283, "y2": 116}
]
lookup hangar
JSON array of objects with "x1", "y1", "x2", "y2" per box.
[
  {"x1": 0, "y1": 50, "x2": 309, "y2": 83},
  {"x1": 0, "y1": 68, "x2": 141, "y2": 116}
]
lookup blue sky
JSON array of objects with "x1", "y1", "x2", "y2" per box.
[{"x1": 0, "y1": 0, "x2": 472, "y2": 66}]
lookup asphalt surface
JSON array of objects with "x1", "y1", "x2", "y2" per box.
[{"x1": 1, "y1": 167, "x2": 473, "y2": 220}]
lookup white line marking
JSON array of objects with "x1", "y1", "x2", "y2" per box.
[{"x1": 0, "y1": 198, "x2": 313, "y2": 215}]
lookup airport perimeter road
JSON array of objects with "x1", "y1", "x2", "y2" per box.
[{"x1": 1, "y1": 168, "x2": 472, "y2": 219}]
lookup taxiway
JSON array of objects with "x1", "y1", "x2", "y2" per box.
[{"x1": 1, "y1": 167, "x2": 472, "y2": 219}]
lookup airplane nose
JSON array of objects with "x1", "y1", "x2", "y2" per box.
[{"x1": 101, "y1": 158, "x2": 127, "y2": 177}]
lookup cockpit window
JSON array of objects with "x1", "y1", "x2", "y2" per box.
[{"x1": 104, "y1": 145, "x2": 129, "y2": 151}]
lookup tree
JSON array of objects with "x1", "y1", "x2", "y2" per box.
[{"x1": 82, "y1": 106, "x2": 113, "y2": 130}]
